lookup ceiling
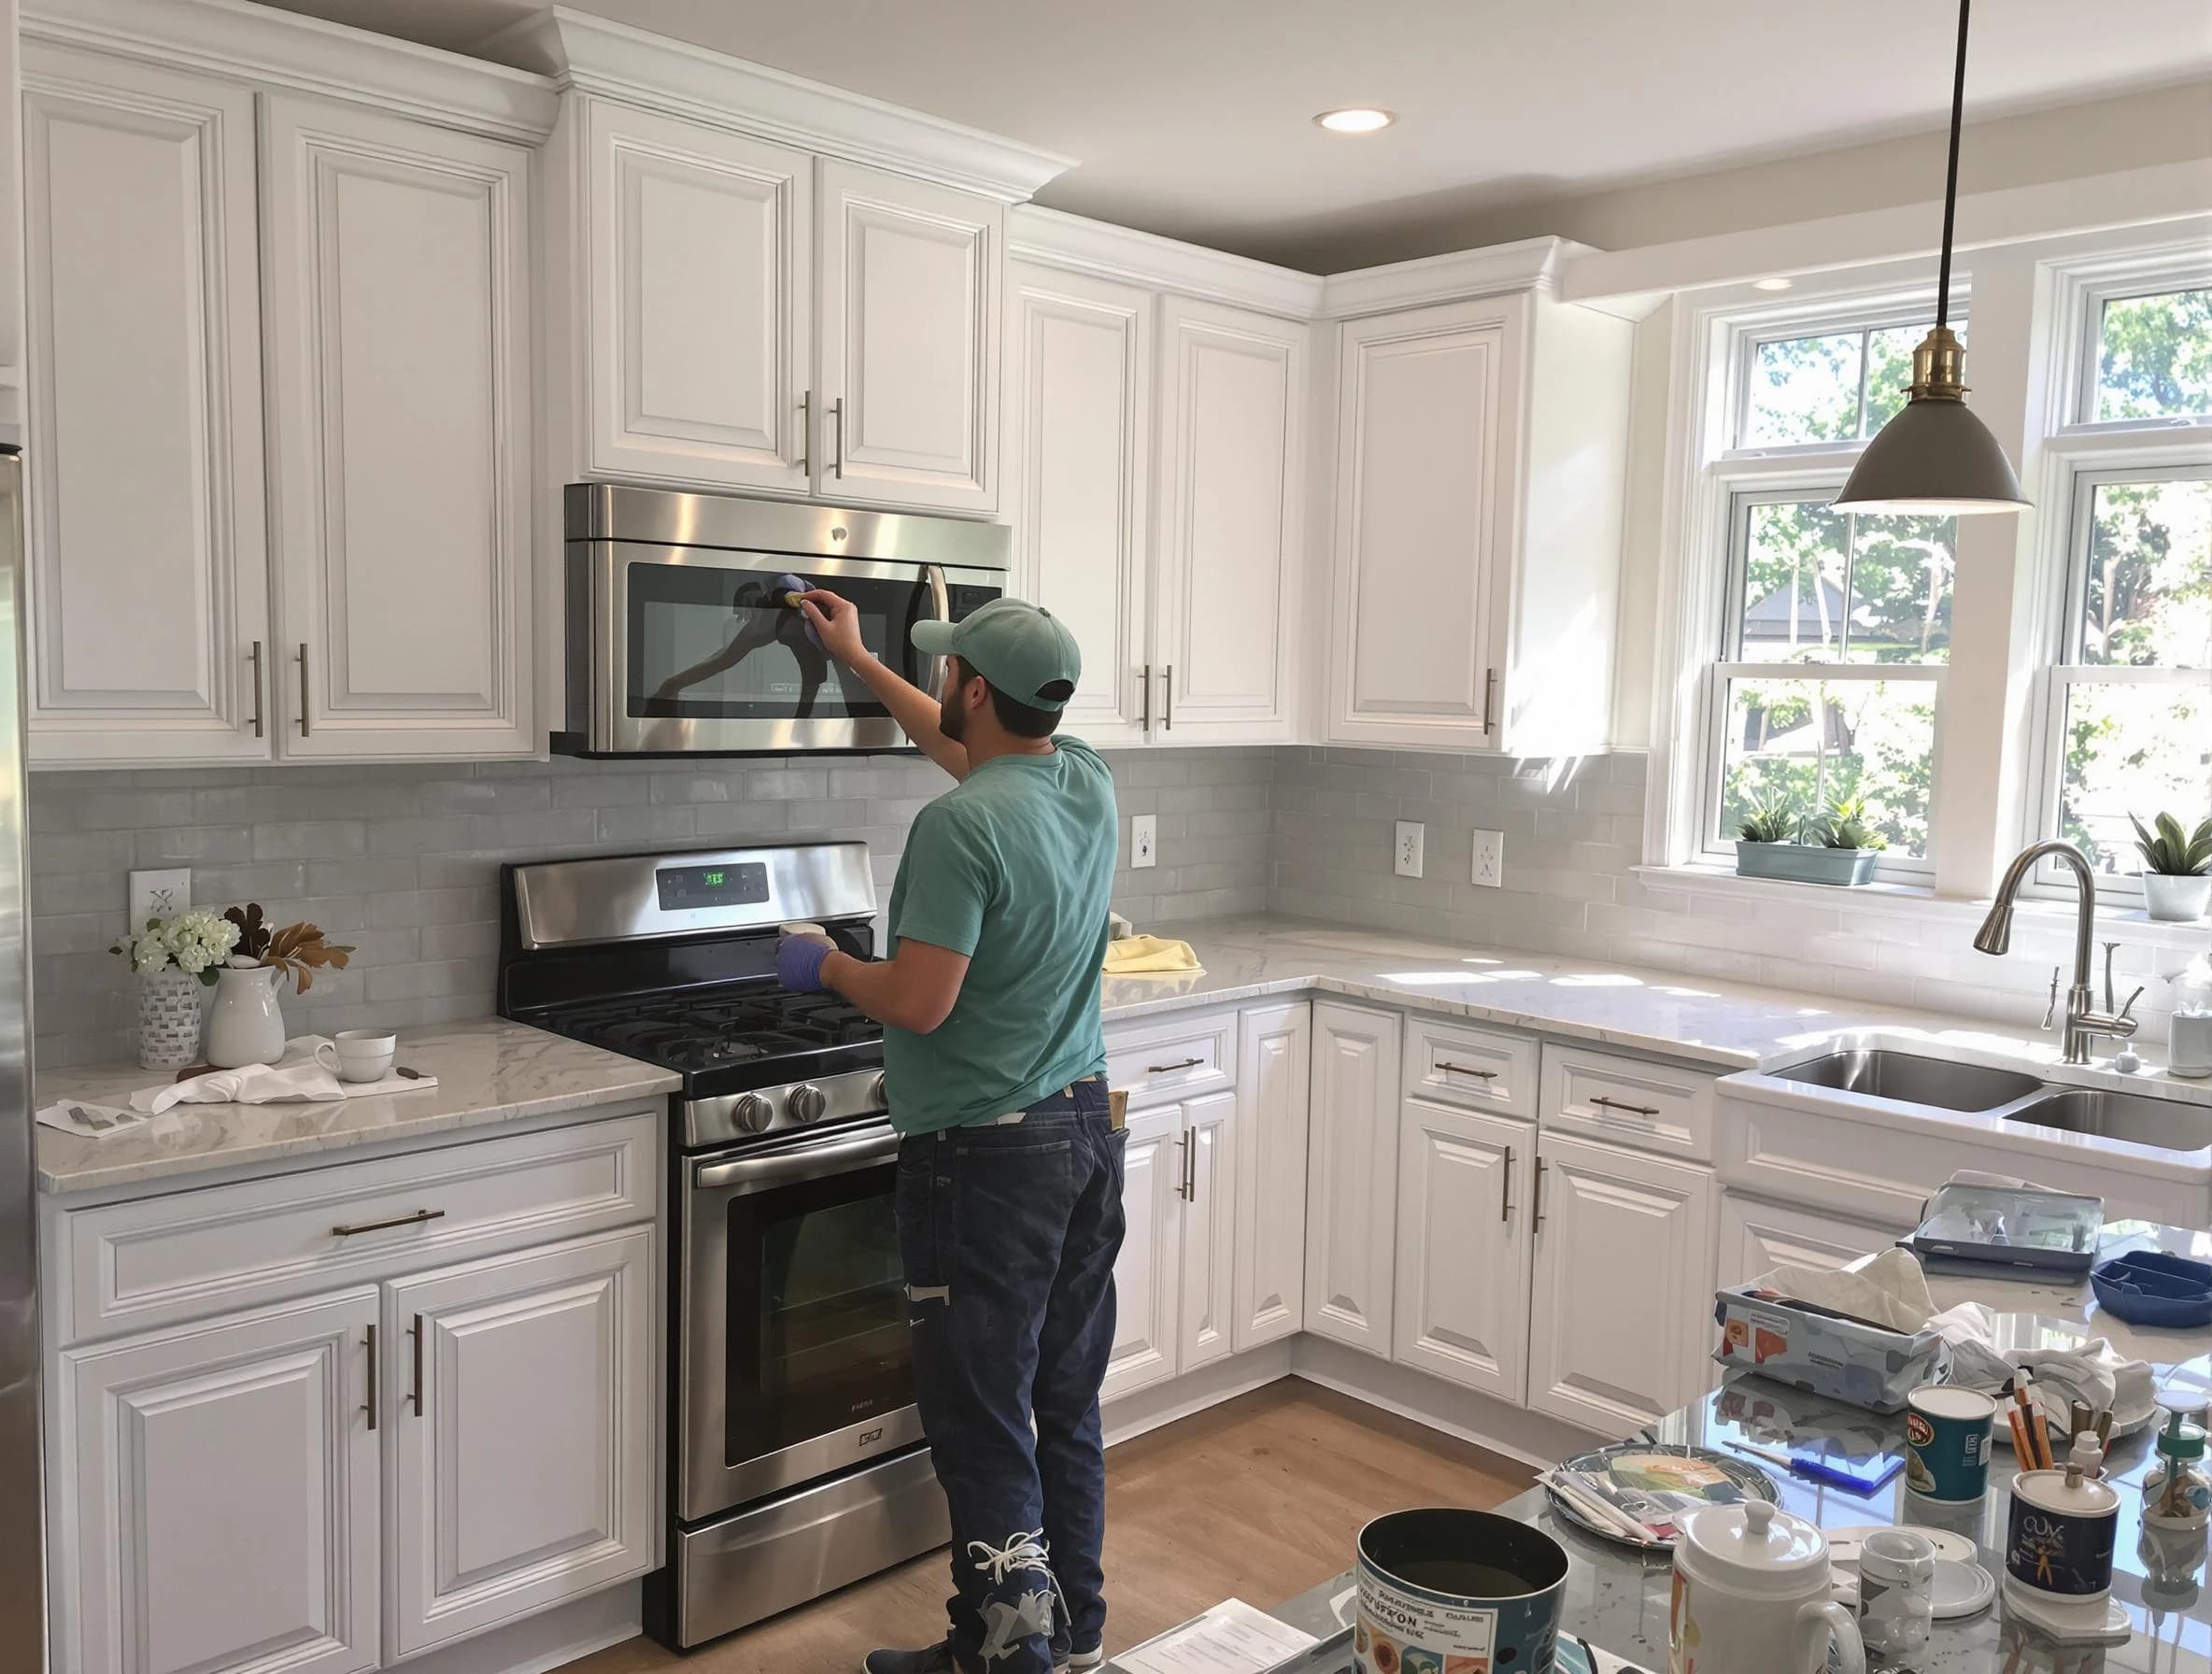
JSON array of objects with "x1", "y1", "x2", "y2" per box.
[{"x1": 260, "y1": 0, "x2": 2212, "y2": 268}]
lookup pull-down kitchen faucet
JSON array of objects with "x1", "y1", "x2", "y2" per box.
[{"x1": 1973, "y1": 840, "x2": 2139, "y2": 1065}]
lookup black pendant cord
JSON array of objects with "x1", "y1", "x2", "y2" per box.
[{"x1": 1936, "y1": 0, "x2": 1970, "y2": 331}]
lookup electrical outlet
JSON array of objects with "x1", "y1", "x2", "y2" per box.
[
  {"x1": 1471, "y1": 830, "x2": 1504, "y2": 888},
  {"x1": 1394, "y1": 820, "x2": 1425, "y2": 879},
  {"x1": 1130, "y1": 813, "x2": 1157, "y2": 870},
  {"x1": 128, "y1": 868, "x2": 191, "y2": 924}
]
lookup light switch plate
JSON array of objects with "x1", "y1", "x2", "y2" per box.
[
  {"x1": 1471, "y1": 830, "x2": 1504, "y2": 888},
  {"x1": 1394, "y1": 820, "x2": 1425, "y2": 879},
  {"x1": 1130, "y1": 814, "x2": 1157, "y2": 870},
  {"x1": 128, "y1": 868, "x2": 191, "y2": 924}
]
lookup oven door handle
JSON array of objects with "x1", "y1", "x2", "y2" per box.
[{"x1": 692, "y1": 1124, "x2": 900, "y2": 1194}]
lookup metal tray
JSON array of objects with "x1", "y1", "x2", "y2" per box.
[{"x1": 1544, "y1": 1443, "x2": 1779, "y2": 1553}]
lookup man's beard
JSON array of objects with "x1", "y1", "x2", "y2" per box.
[{"x1": 940, "y1": 692, "x2": 968, "y2": 744}]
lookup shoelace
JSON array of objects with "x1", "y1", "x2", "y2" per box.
[{"x1": 968, "y1": 1529, "x2": 1069, "y2": 1631}]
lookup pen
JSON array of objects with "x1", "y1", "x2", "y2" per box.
[{"x1": 1725, "y1": 1440, "x2": 1886, "y2": 1495}]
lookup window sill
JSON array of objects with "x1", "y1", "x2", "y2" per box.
[{"x1": 1632, "y1": 863, "x2": 2205, "y2": 941}]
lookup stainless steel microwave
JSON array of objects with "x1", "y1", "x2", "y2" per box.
[{"x1": 557, "y1": 484, "x2": 1009, "y2": 757}]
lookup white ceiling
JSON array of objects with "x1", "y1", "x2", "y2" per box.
[{"x1": 260, "y1": 0, "x2": 2212, "y2": 267}]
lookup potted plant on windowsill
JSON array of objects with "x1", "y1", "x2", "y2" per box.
[
  {"x1": 1732, "y1": 791, "x2": 1885, "y2": 887},
  {"x1": 2133, "y1": 812, "x2": 2212, "y2": 922}
]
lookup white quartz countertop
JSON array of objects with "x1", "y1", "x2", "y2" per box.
[{"x1": 34, "y1": 1018, "x2": 682, "y2": 1197}]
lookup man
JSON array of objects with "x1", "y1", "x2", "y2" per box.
[{"x1": 774, "y1": 589, "x2": 1122, "y2": 1674}]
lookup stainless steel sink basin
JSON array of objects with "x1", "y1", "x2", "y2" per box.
[
  {"x1": 2005, "y1": 1088, "x2": 2212, "y2": 1154},
  {"x1": 1773, "y1": 1049, "x2": 2046, "y2": 1112}
]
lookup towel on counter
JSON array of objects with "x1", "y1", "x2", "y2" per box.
[
  {"x1": 127, "y1": 1037, "x2": 439, "y2": 1114},
  {"x1": 1751, "y1": 1246, "x2": 1938, "y2": 1334},
  {"x1": 1929, "y1": 1299, "x2": 2159, "y2": 1440},
  {"x1": 1103, "y1": 935, "x2": 1203, "y2": 976}
]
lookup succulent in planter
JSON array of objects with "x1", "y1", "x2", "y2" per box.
[
  {"x1": 1736, "y1": 791, "x2": 1798, "y2": 845},
  {"x1": 1819, "y1": 792, "x2": 1890, "y2": 854},
  {"x1": 2131, "y1": 812, "x2": 2212, "y2": 922}
]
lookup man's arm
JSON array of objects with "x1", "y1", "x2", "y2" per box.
[
  {"x1": 798, "y1": 591, "x2": 968, "y2": 781},
  {"x1": 822, "y1": 938, "x2": 970, "y2": 1034}
]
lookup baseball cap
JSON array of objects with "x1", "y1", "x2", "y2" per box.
[{"x1": 913, "y1": 598, "x2": 1082, "y2": 712}]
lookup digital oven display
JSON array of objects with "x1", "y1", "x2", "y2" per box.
[{"x1": 656, "y1": 861, "x2": 771, "y2": 911}]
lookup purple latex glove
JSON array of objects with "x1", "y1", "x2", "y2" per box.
[
  {"x1": 777, "y1": 574, "x2": 823, "y2": 649},
  {"x1": 776, "y1": 934, "x2": 832, "y2": 993}
]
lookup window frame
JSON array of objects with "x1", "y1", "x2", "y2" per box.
[
  {"x1": 2067, "y1": 265, "x2": 2212, "y2": 431},
  {"x1": 1724, "y1": 297, "x2": 1954, "y2": 459}
]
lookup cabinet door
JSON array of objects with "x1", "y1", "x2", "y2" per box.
[
  {"x1": 21, "y1": 49, "x2": 271, "y2": 763},
  {"x1": 1233, "y1": 1001, "x2": 1310, "y2": 1353},
  {"x1": 260, "y1": 94, "x2": 534, "y2": 759},
  {"x1": 1153, "y1": 296, "x2": 1303, "y2": 742},
  {"x1": 55, "y1": 1289, "x2": 379, "y2": 1674},
  {"x1": 1326, "y1": 298, "x2": 1523, "y2": 751},
  {"x1": 1303, "y1": 1003, "x2": 1402, "y2": 1357},
  {"x1": 1100, "y1": 1105, "x2": 1181, "y2": 1401},
  {"x1": 1393, "y1": 1100, "x2": 1534, "y2": 1401},
  {"x1": 1178, "y1": 1089, "x2": 1238, "y2": 1373},
  {"x1": 1716, "y1": 1193, "x2": 1891, "y2": 1289},
  {"x1": 817, "y1": 159, "x2": 1000, "y2": 513},
  {"x1": 586, "y1": 100, "x2": 812, "y2": 493},
  {"x1": 1006, "y1": 262, "x2": 1151, "y2": 744},
  {"x1": 385, "y1": 1227, "x2": 654, "y2": 1659},
  {"x1": 1527, "y1": 1132, "x2": 1714, "y2": 1434}
]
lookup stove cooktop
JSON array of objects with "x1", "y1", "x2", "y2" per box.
[{"x1": 532, "y1": 983, "x2": 883, "y2": 1095}]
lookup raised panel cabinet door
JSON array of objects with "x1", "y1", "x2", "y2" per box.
[
  {"x1": 587, "y1": 100, "x2": 812, "y2": 492},
  {"x1": 1326, "y1": 299, "x2": 1523, "y2": 750},
  {"x1": 385, "y1": 1226, "x2": 655, "y2": 1658},
  {"x1": 54, "y1": 1288, "x2": 379, "y2": 1674},
  {"x1": 1302, "y1": 1003, "x2": 1402, "y2": 1357},
  {"x1": 1392, "y1": 1100, "x2": 1534, "y2": 1402},
  {"x1": 817, "y1": 159, "x2": 1000, "y2": 513},
  {"x1": 1177, "y1": 1089, "x2": 1238, "y2": 1372},
  {"x1": 1154, "y1": 296, "x2": 1303, "y2": 742},
  {"x1": 260, "y1": 94, "x2": 533, "y2": 758},
  {"x1": 1099, "y1": 1105, "x2": 1180, "y2": 1402},
  {"x1": 21, "y1": 48, "x2": 271, "y2": 762},
  {"x1": 1716, "y1": 1193, "x2": 1892, "y2": 1289},
  {"x1": 1006, "y1": 261, "x2": 1151, "y2": 744},
  {"x1": 1232, "y1": 1000, "x2": 1310, "y2": 1353},
  {"x1": 1526, "y1": 1132, "x2": 1715, "y2": 1435}
]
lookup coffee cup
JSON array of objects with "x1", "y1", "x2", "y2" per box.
[
  {"x1": 317, "y1": 1029, "x2": 398, "y2": 1084},
  {"x1": 1906, "y1": 1385, "x2": 1995, "y2": 1501}
]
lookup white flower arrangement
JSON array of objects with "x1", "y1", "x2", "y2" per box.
[{"x1": 109, "y1": 909, "x2": 242, "y2": 986}]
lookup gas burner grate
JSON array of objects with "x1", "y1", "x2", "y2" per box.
[{"x1": 542, "y1": 986, "x2": 882, "y2": 1074}]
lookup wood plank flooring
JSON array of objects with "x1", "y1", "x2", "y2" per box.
[{"x1": 564, "y1": 1378, "x2": 1536, "y2": 1674}]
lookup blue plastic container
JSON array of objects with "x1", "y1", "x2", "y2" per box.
[{"x1": 2091, "y1": 1251, "x2": 2212, "y2": 1328}]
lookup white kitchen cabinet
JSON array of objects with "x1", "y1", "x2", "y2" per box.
[
  {"x1": 1005, "y1": 260, "x2": 1152, "y2": 745},
  {"x1": 1303, "y1": 1002, "x2": 1401, "y2": 1357},
  {"x1": 1100, "y1": 1105, "x2": 1181, "y2": 1401},
  {"x1": 20, "y1": 48, "x2": 271, "y2": 762},
  {"x1": 1177, "y1": 1089, "x2": 1238, "y2": 1373},
  {"x1": 1526, "y1": 1131, "x2": 1715, "y2": 1434},
  {"x1": 0, "y1": 0, "x2": 27, "y2": 442},
  {"x1": 582, "y1": 99, "x2": 813, "y2": 494},
  {"x1": 1716, "y1": 1193, "x2": 1892, "y2": 1290},
  {"x1": 385, "y1": 1227, "x2": 655, "y2": 1658},
  {"x1": 1325, "y1": 289, "x2": 1631, "y2": 754},
  {"x1": 1393, "y1": 1100, "x2": 1534, "y2": 1402},
  {"x1": 55, "y1": 1288, "x2": 381, "y2": 1674},
  {"x1": 1232, "y1": 1001, "x2": 1310, "y2": 1353},
  {"x1": 260, "y1": 94, "x2": 535, "y2": 759},
  {"x1": 817, "y1": 158, "x2": 1000, "y2": 514}
]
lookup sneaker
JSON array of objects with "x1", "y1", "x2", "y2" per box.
[
  {"x1": 863, "y1": 1644, "x2": 958, "y2": 1674},
  {"x1": 1058, "y1": 1650, "x2": 1105, "y2": 1672}
]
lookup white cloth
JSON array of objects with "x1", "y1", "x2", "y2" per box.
[
  {"x1": 128, "y1": 1037, "x2": 436, "y2": 1114},
  {"x1": 1928, "y1": 1299, "x2": 2159, "y2": 1439},
  {"x1": 1755, "y1": 1245, "x2": 1939, "y2": 1334}
]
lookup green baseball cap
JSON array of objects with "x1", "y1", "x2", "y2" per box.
[{"x1": 913, "y1": 598, "x2": 1082, "y2": 712}]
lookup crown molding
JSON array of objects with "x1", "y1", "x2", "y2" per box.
[
  {"x1": 480, "y1": 7, "x2": 1073, "y2": 204},
  {"x1": 1008, "y1": 205, "x2": 1324, "y2": 319},
  {"x1": 1319, "y1": 236, "x2": 1595, "y2": 319},
  {"x1": 21, "y1": 0, "x2": 558, "y2": 142}
]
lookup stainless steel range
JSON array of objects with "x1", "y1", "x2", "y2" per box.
[{"x1": 498, "y1": 842, "x2": 945, "y2": 1650}]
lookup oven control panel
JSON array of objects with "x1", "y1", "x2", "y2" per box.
[{"x1": 656, "y1": 861, "x2": 771, "y2": 911}]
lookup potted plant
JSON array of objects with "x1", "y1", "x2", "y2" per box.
[
  {"x1": 1731, "y1": 791, "x2": 1804, "y2": 881},
  {"x1": 203, "y1": 904, "x2": 355, "y2": 1069},
  {"x1": 1732, "y1": 790, "x2": 1886, "y2": 887},
  {"x1": 109, "y1": 909, "x2": 241, "y2": 1070},
  {"x1": 1815, "y1": 792, "x2": 1890, "y2": 887},
  {"x1": 2132, "y1": 812, "x2": 2212, "y2": 922}
]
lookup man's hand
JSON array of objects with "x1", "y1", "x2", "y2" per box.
[
  {"x1": 798, "y1": 589, "x2": 871, "y2": 667},
  {"x1": 775, "y1": 932, "x2": 834, "y2": 993}
]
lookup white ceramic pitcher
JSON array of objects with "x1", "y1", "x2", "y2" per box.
[
  {"x1": 1669, "y1": 1499, "x2": 1865, "y2": 1674},
  {"x1": 205, "y1": 959, "x2": 286, "y2": 1068}
]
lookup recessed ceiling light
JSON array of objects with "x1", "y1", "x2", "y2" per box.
[
  {"x1": 1752, "y1": 277, "x2": 1795, "y2": 292},
  {"x1": 1314, "y1": 107, "x2": 1396, "y2": 135}
]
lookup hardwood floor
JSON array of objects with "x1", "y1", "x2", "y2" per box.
[{"x1": 565, "y1": 1378, "x2": 1536, "y2": 1674}]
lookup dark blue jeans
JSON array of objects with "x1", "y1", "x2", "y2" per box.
[{"x1": 897, "y1": 1079, "x2": 1125, "y2": 1674}]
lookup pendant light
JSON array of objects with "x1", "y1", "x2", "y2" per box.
[{"x1": 1832, "y1": 0, "x2": 2028, "y2": 516}]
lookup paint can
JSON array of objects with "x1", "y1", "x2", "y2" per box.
[{"x1": 1354, "y1": 1508, "x2": 1569, "y2": 1674}]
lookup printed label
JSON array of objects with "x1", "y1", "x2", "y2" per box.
[{"x1": 1357, "y1": 1572, "x2": 1496, "y2": 1658}]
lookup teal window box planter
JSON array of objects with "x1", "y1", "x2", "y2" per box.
[{"x1": 1735, "y1": 842, "x2": 1880, "y2": 887}]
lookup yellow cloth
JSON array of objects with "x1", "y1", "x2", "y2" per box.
[{"x1": 1102, "y1": 935, "x2": 1203, "y2": 975}]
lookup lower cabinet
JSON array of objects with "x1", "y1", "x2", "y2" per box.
[
  {"x1": 1232, "y1": 1001, "x2": 1310, "y2": 1352},
  {"x1": 1303, "y1": 1002, "x2": 1402, "y2": 1357},
  {"x1": 1100, "y1": 1092, "x2": 1238, "y2": 1402},
  {"x1": 1716, "y1": 1192, "x2": 1895, "y2": 1289},
  {"x1": 1177, "y1": 1091, "x2": 1239, "y2": 1374},
  {"x1": 1392, "y1": 1100, "x2": 1534, "y2": 1402}
]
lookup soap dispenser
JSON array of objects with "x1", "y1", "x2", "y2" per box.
[{"x1": 2170, "y1": 954, "x2": 2212, "y2": 1079}]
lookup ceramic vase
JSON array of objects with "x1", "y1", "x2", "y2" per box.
[
  {"x1": 2143, "y1": 873, "x2": 2212, "y2": 923},
  {"x1": 135, "y1": 968, "x2": 203, "y2": 1071},
  {"x1": 205, "y1": 961, "x2": 287, "y2": 1069}
]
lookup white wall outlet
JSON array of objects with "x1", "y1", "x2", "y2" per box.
[
  {"x1": 1471, "y1": 830, "x2": 1505, "y2": 888},
  {"x1": 128, "y1": 868, "x2": 191, "y2": 924},
  {"x1": 1394, "y1": 820, "x2": 1425, "y2": 879},
  {"x1": 1130, "y1": 813, "x2": 1157, "y2": 870}
]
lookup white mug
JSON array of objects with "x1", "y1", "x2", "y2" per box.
[{"x1": 316, "y1": 1030, "x2": 398, "y2": 1084}]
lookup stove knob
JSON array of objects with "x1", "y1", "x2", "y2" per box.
[
  {"x1": 787, "y1": 1084, "x2": 827, "y2": 1126},
  {"x1": 731, "y1": 1093, "x2": 774, "y2": 1135},
  {"x1": 868, "y1": 1073, "x2": 887, "y2": 1110}
]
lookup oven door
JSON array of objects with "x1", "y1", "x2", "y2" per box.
[
  {"x1": 573, "y1": 542, "x2": 1002, "y2": 754},
  {"x1": 679, "y1": 1122, "x2": 924, "y2": 1522}
]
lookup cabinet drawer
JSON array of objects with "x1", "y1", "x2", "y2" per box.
[
  {"x1": 1105, "y1": 1012, "x2": 1239, "y2": 1109},
  {"x1": 1541, "y1": 1045, "x2": 1715, "y2": 1161},
  {"x1": 54, "y1": 1110, "x2": 660, "y2": 1344},
  {"x1": 1401, "y1": 1015, "x2": 1537, "y2": 1117}
]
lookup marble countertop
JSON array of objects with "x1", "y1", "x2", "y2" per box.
[{"x1": 34, "y1": 1018, "x2": 682, "y2": 1197}]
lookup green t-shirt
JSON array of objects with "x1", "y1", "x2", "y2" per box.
[{"x1": 881, "y1": 735, "x2": 1116, "y2": 1135}]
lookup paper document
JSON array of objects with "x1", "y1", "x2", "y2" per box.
[
  {"x1": 36, "y1": 1100, "x2": 156, "y2": 1140},
  {"x1": 1118, "y1": 1598, "x2": 1318, "y2": 1674}
]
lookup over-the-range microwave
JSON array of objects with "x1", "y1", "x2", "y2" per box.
[{"x1": 557, "y1": 484, "x2": 1009, "y2": 757}]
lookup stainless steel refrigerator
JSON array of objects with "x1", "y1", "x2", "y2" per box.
[{"x1": 0, "y1": 444, "x2": 45, "y2": 1666}]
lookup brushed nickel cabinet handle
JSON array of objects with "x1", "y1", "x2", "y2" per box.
[
  {"x1": 1534, "y1": 1156, "x2": 1548, "y2": 1234},
  {"x1": 830, "y1": 396, "x2": 845, "y2": 479},
  {"x1": 1147, "y1": 1056, "x2": 1205, "y2": 1074},
  {"x1": 332, "y1": 1207, "x2": 445, "y2": 1238},
  {"x1": 1591, "y1": 1095, "x2": 1661, "y2": 1118},
  {"x1": 1173, "y1": 1130, "x2": 1190, "y2": 1201},
  {"x1": 1138, "y1": 663, "x2": 1151, "y2": 731},
  {"x1": 248, "y1": 640, "x2": 264, "y2": 738},
  {"x1": 295, "y1": 643, "x2": 311, "y2": 736},
  {"x1": 1482, "y1": 668, "x2": 1498, "y2": 736},
  {"x1": 363, "y1": 1324, "x2": 378, "y2": 1431},
  {"x1": 1438, "y1": 1060, "x2": 1498, "y2": 1081},
  {"x1": 1184, "y1": 1128, "x2": 1198, "y2": 1203},
  {"x1": 1501, "y1": 1143, "x2": 1514, "y2": 1224},
  {"x1": 409, "y1": 1312, "x2": 424, "y2": 1417},
  {"x1": 1162, "y1": 665, "x2": 1173, "y2": 731},
  {"x1": 798, "y1": 390, "x2": 813, "y2": 475}
]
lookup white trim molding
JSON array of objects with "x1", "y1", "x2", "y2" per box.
[
  {"x1": 1320, "y1": 236, "x2": 1595, "y2": 320},
  {"x1": 1009, "y1": 203, "x2": 1324, "y2": 319}
]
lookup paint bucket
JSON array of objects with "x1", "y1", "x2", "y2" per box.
[{"x1": 1355, "y1": 1508, "x2": 1569, "y2": 1674}]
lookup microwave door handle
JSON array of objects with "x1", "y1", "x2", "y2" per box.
[{"x1": 921, "y1": 563, "x2": 951, "y2": 689}]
